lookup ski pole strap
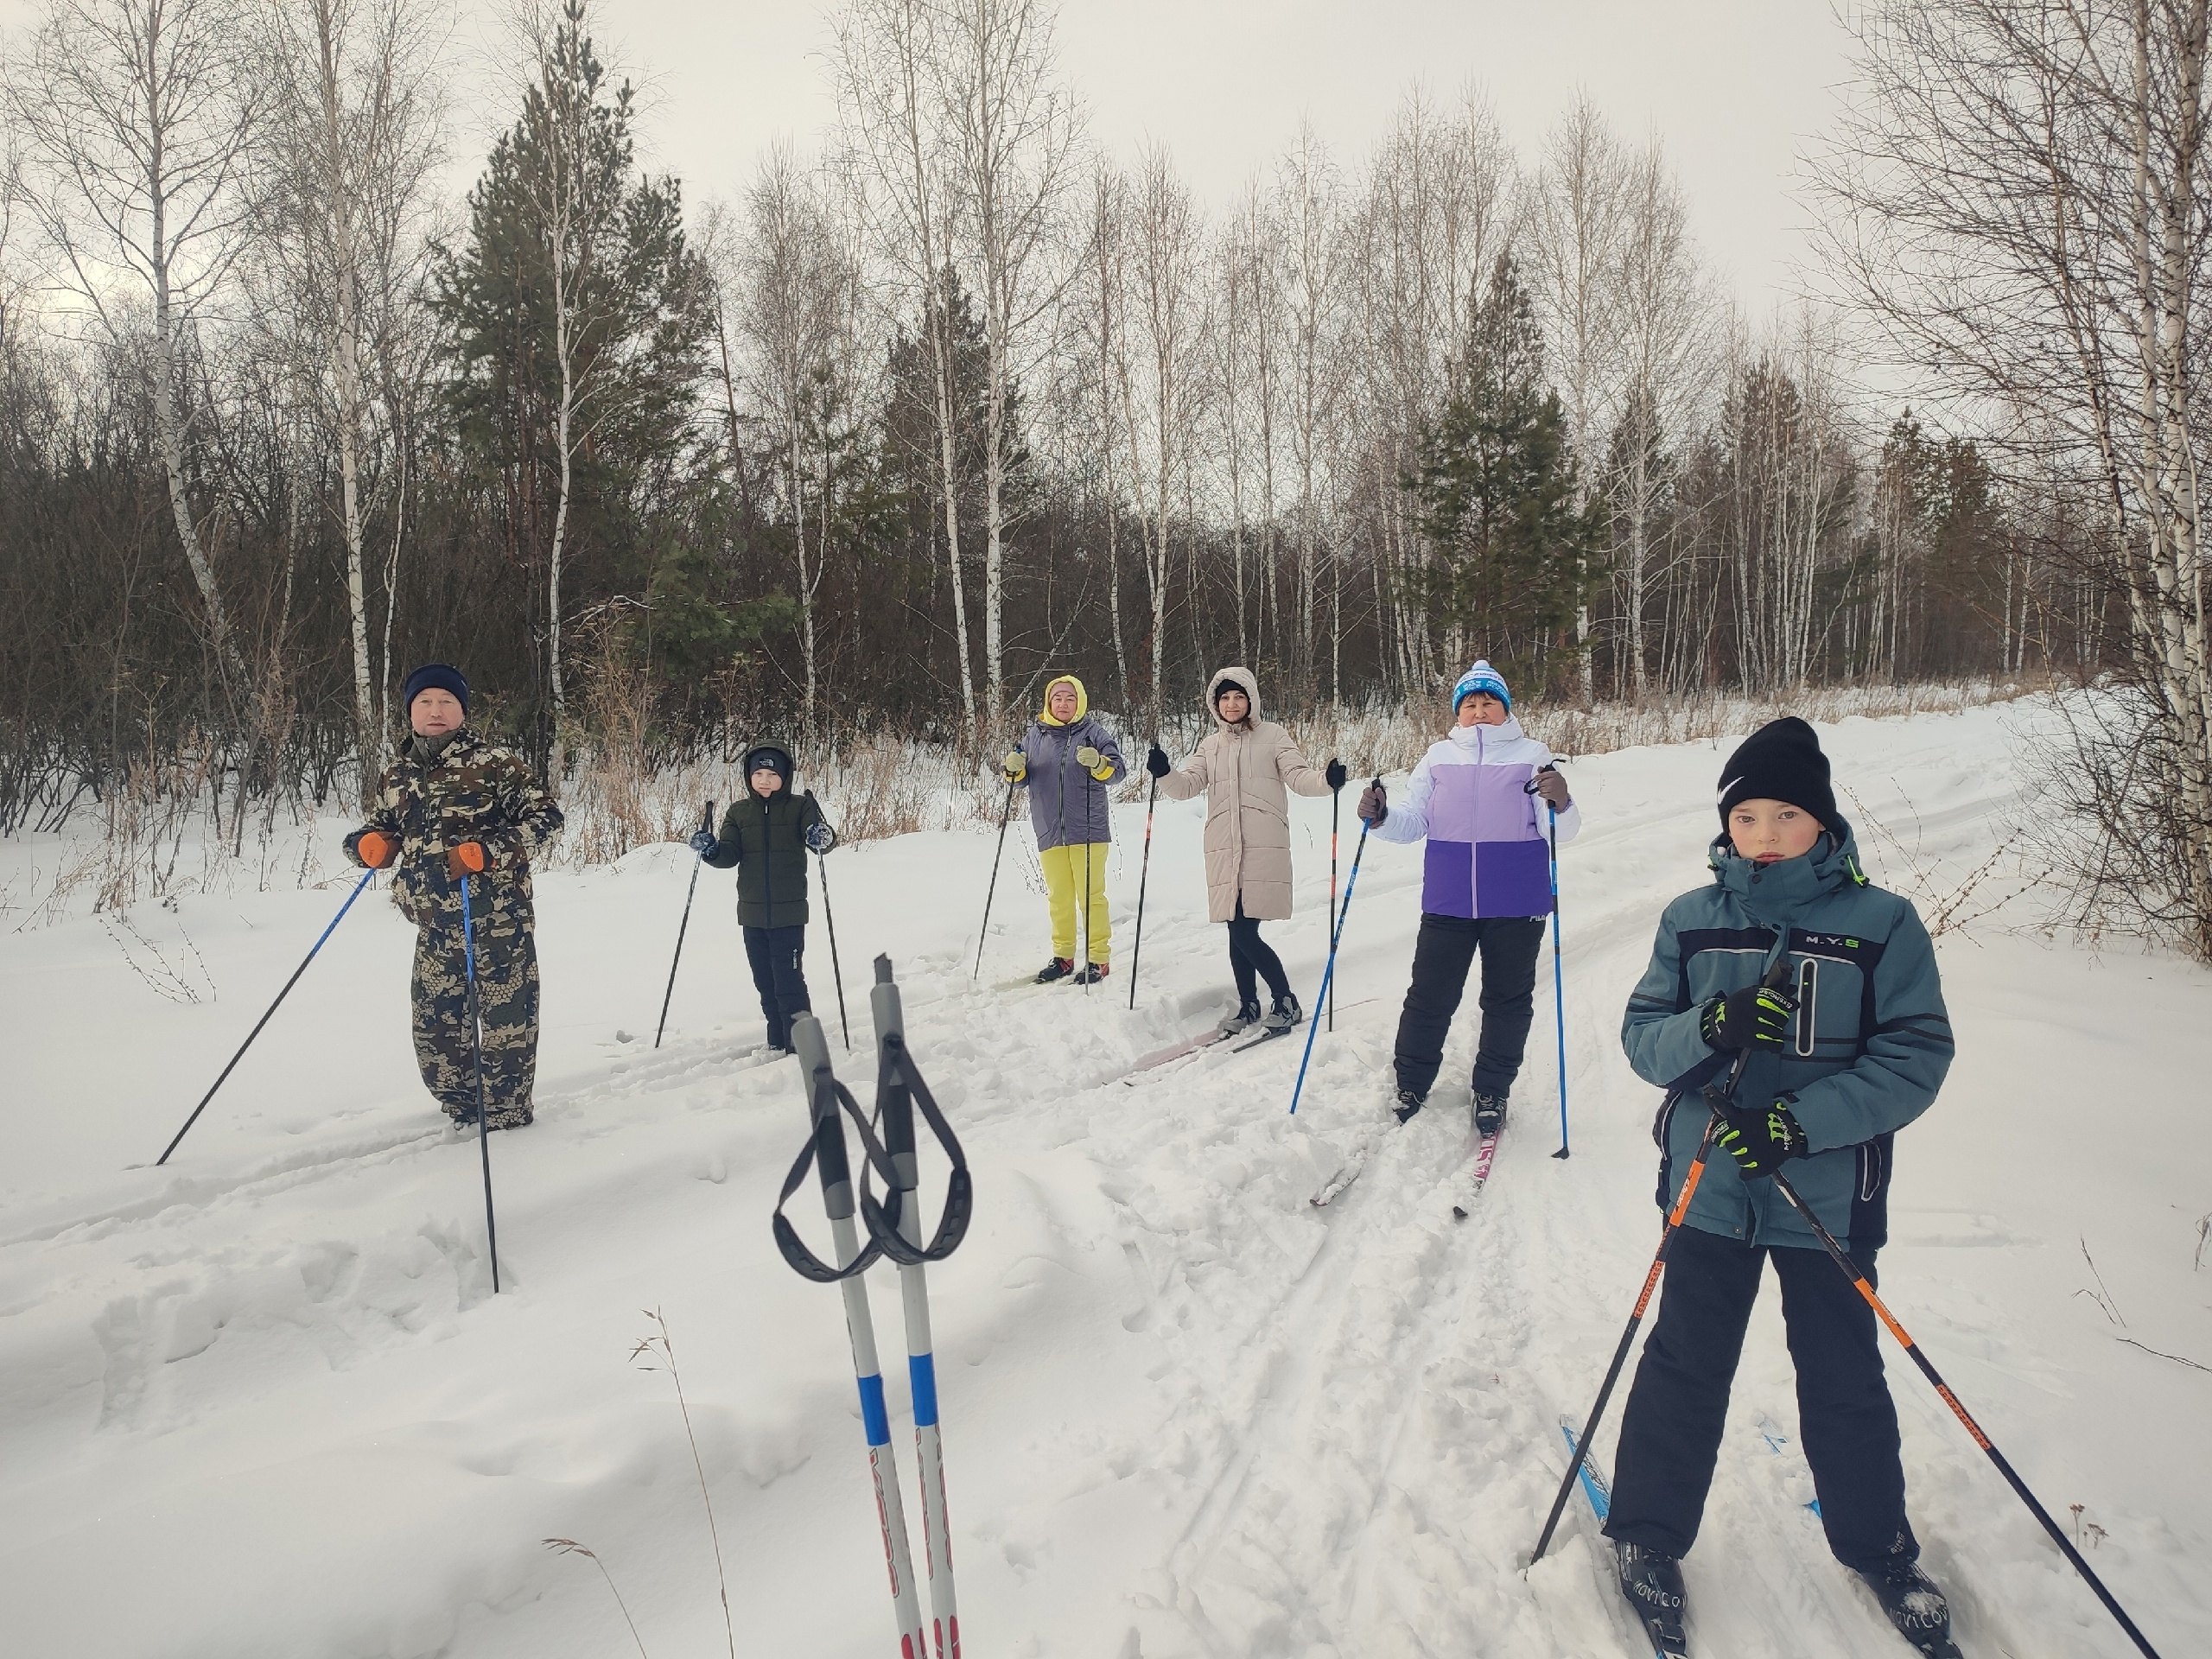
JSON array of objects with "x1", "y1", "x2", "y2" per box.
[
  {"x1": 771, "y1": 1075, "x2": 890, "y2": 1284},
  {"x1": 856, "y1": 1036, "x2": 974, "y2": 1266}
]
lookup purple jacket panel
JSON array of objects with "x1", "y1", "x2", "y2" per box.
[{"x1": 1420, "y1": 760, "x2": 1554, "y2": 918}]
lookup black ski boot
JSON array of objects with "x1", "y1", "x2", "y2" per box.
[
  {"x1": 1472, "y1": 1091, "x2": 1509, "y2": 1136},
  {"x1": 1219, "y1": 999, "x2": 1262, "y2": 1036},
  {"x1": 1070, "y1": 962, "x2": 1109, "y2": 985},
  {"x1": 1034, "y1": 957, "x2": 1075, "y2": 983},
  {"x1": 1393, "y1": 1088, "x2": 1426, "y2": 1124},
  {"x1": 1615, "y1": 1541, "x2": 1689, "y2": 1656},
  {"x1": 1855, "y1": 1541, "x2": 1960, "y2": 1657},
  {"x1": 1262, "y1": 991, "x2": 1304, "y2": 1033}
]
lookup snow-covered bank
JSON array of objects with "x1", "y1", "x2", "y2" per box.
[{"x1": 2, "y1": 702, "x2": 2207, "y2": 1657}]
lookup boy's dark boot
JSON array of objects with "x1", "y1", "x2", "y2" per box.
[
  {"x1": 1472, "y1": 1090, "x2": 1508, "y2": 1135},
  {"x1": 1070, "y1": 962, "x2": 1109, "y2": 985},
  {"x1": 1855, "y1": 1538, "x2": 1959, "y2": 1656},
  {"x1": 1393, "y1": 1088, "x2": 1425, "y2": 1124},
  {"x1": 1034, "y1": 957, "x2": 1075, "y2": 983},
  {"x1": 1614, "y1": 1541, "x2": 1689, "y2": 1656}
]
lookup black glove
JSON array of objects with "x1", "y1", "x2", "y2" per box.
[
  {"x1": 1146, "y1": 744, "x2": 1172, "y2": 779},
  {"x1": 1357, "y1": 781, "x2": 1388, "y2": 825},
  {"x1": 1325, "y1": 758, "x2": 1348, "y2": 791},
  {"x1": 804, "y1": 821, "x2": 837, "y2": 855},
  {"x1": 688, "y1": 830, "x2": 717, "y2": 856},
  {"x1": 1716, "y1": 1095, "x2": 1809, "y2": 1176},
  {"x1": 1700, "y1": 982, "x2": 1797, "y2": 1052}
]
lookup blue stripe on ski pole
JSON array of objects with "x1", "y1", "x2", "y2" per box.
[
  {"x1": 857, "y1": 1371, "x2": 892, "y2": 1446},
  {"x1": 908, "y1": 1354, "x2": 939, "y2": 1428},
  {"x1": 1288, "y1": 817, "x2": 1370, "y2": 1116}
]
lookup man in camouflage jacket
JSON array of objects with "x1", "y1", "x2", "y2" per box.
[{"x1": 343, "y1": 664, "x2": 564, "y2": 1128}]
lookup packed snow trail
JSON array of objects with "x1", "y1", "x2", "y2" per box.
[{"x1": 2, "y1": 702, "x2": 2209, "y2": 1656}]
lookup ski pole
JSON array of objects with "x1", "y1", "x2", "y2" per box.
[
  {"x1": 1529, "y1": 955, "x2": 1795, "y2": 1566},
  {"x1": 1759, "y1": 1166, "x2": 2166, "y2": 1658},
  {"x1": 1328, "y1": 781, "x2": 1340, "y2": 1033},
  {"x1": 972, "y1": 770, "x2": 1018, "y2": 980},
  {"x1": 788, "y1": 1012, "x2": 930, "y2": 1655},
  {"x1": 1547, "y1": 798, "x2": 1568, "y2": 1160},
  {"x1": 806, "y1": 791, "x2": 850, "y2": 1052},
  {"x1": 869, "y1": 956, "x2": 962, "y2": 1659},
  {"x1": 655, "y1": 798, "x2": 716, "y2": 1050},
  {"x1": 460, "y1": 874, "x2": 502, "y2": 1295},
  {"x1": 156, "y1": 866, "x2": 376, "y2": 1165},
  {"x1": 1287, "y1": 780, "x2": 1379, "y2": 1116},
  {"x1": 1127, "y1": 768, "x2": 1159, "y2": 1010}
]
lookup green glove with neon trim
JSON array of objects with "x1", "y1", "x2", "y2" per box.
[
  {"x1": 1700, "y1": 982, "x2": 1797, "y2": 1052},
  {"x1": 1716, "y1": 1095, "x2": 1809, "y2": 1176}
]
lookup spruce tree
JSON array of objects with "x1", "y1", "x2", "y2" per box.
[{"x1": 1405, "y1": 253, "x2": 1601, "y2": 691}]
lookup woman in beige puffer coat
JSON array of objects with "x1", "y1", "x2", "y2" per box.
[{"x1": 1145, "y1": 666, "x2": 1346, "y2": 1034}]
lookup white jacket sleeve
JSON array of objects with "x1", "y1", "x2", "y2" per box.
[{"x1": 1371, "y1": 747, "x2": 1437, "y2": 843}]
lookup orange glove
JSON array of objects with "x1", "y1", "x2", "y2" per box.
[
  {"x1": 447, "y1": 842, "x2": 489, "y2": 880},
  {"x1": 353, "y1": 830, "x2": 397, "y2": 870}
]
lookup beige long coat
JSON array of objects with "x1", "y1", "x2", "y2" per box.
[{"x1": 1155, "y1": 666, "x2": 1333, "y2": 922}]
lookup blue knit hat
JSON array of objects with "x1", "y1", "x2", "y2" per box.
[
  {"x1": 402, "y1": 662, "x2": 470, "y2": 715},
  {"x1": 1452, "y1": 660, "x2": 1510, "y2": 713}
]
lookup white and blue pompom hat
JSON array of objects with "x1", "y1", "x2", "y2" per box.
[{"x1": 1452, "y1": 660, "x2": 1511, "y2": 713}]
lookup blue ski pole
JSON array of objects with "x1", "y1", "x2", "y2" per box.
[
  {"x1": 1288, "y1": 783, "x2": 1378, "y2": 1116},
  {"x1": 156, "y1": 866, "x2": 376, "y2": 1165},
  {"x1": 1546, "y1": 800, "x2": 1569, "y2": 1160},
  {"x1": 460, "y1": 874, "x2": 502, "y2": 1294}
]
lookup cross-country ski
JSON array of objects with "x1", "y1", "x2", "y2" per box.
[{"x1": 6, "y1": 7, "x2": 2212, "y2": 1652}]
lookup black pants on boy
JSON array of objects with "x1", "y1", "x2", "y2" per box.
[
  {"x1": 1226, "y1": 896, "x2": 1292, "y2": 1006},
  {"x1": 743, "y1": 923, "x2": 812, "y2": 1049},
  {"x1": 1391, "y1": 913, "x2": 1546, "y2": 1100},
  {"x1": 1605, "y1": 1224, "x2": 1916, "y2": 1571}
]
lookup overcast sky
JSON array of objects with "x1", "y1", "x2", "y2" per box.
[{"x1": 1, "y1": 0, "x2": 1860, "y2": 307}]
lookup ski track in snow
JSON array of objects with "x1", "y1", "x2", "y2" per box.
[{"x1": 3, "y1": 701, "x2": 2210, "y2": 1658}]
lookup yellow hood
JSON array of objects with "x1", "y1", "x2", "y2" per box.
[{"x1": 1039, "y1": 675, "x2": 1089, "y2": 726}]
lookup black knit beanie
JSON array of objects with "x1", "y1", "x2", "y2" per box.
[
  {"x1": 402, "y1": 662, "x2": 470, "y2": 715},
  {"x1": 1717, "y1": 717, "x2": 1836, "y2": 830}
]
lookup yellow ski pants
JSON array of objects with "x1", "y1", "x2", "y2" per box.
[{"x1": 1040, "y1": 842, "x2": 1110, "y2": 964}]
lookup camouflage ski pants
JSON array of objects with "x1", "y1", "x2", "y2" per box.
[{"x1": 410, "y1": 910, "x2": 539, "y2": 1126}]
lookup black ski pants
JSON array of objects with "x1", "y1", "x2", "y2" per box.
[
  {"x1": 1391, "y1": 913, "x2": 1546, "y2": 1101},
  {"x1": 1605, "y1": 1224, "x2": 1916, "y2": 1572},
  {"x1": 743, "y1": 923, "x2": 812, "y2": 1050},
  {"x1": 1227, "y1": 895, "x2": 1291, "y2": 1006}
]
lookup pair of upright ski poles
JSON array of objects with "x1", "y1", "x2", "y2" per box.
[
  {"x1": 658, "y1": 791, "x2": 851, "y2": 1052},
  {"x1": 777, "y1": 957, "x2": 971, "y2": 1658},
  {"x1": 1531, "y1": 958, "x2": 2166, "y2": 1659}
]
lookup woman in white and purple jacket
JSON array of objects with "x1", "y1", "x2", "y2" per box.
[{"x1": 1358, "y1": 661, "x2": 1579, "y2": 1131}]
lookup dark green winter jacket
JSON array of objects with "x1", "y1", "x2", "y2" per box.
[
  {"x1": 702, "y1": 785, "x2": 826, "y2": 930},
  {"x1": 1621, "y1": 821, "x2": 1955, "y2": 1255}
]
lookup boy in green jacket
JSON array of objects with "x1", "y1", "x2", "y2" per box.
[
  {"x1": 689, "y1": 742, "x2": 836, "y2": 1056},
  {"x1": 1606, "y1": 717, "x2": 1959, "y2": 1658}
]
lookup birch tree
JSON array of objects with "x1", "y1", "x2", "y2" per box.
[
  {"x1": 6, "y1": 0, "x2": 262, "y2": 699},
  {"x1": 258, "y1": 0, "x2": 446, "y2": 791},
  {"x1": 1815, "y1": 0, "x2": 2212, "y2": 956},
  {"x1": 831, "y1": 0, "x2": 979, "y2": 732},
  {"x1": 1526, "y1": 97, "x2": 1630, "y2": 696},
  {"x1": 942, "y1": 0, "x2": 1079, "y2": 723}
]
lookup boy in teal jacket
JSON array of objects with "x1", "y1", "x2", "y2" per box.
[{"x1": 1605, "y1": 718, "x2": 1959, "y2": 1658}]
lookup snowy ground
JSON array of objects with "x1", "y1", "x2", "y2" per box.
[{"x1": 2, "y1": 701, "x2": 2208, "y2": 1659}]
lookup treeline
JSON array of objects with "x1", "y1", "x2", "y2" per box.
[{"x1": 0, "y1": 0, "x2": 2132, "y2": 843}]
